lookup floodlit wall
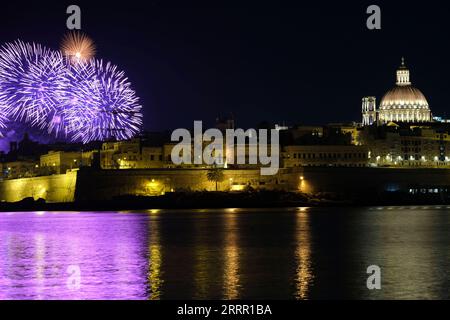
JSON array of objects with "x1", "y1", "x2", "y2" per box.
[
  {"x1": 2, "y1": 167, "x2": 450, "y2": 203},
  {"x1": 0, "y1": 168, "x2": 296, "y2": 202},
  {"x1": 74, "y1": 168, "x2": 295, "y2": 201},
  {"x1": 0, "y1": 171, "x2": 77, "y2": 203}
]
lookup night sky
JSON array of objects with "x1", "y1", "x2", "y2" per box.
[{"x1": 2, "y1": 1, "x2": 450, "y2": 131}]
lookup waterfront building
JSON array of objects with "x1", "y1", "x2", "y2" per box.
[
  {"x1": 101, "y1": 139, "x2": 164, "y2": 169},
  {"x1": 282, "y1": 145, "x2": 369, "y2": 168},
  {"x1": 360, "y1": 123, "x2": 450, "y2": 167},
  {"x1": 40, "y1": 151, "x2": 82, "y2": 174}
]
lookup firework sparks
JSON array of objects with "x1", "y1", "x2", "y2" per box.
[
  {"x1": 60, "y1": 31, "x2": 96, "y2": 63},
  {"x1": 0, "y1": 40, "x2": 68, "y2": 131},
  {"x1": 64, "y1": 60, "x2": 143, "y2": 143},
  {"x1": 0, "y1": 39, "x2": 142, "y2": 143}
]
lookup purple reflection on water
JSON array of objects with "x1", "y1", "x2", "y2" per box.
[{"x1": 0, "y1": 212, "x2": 151, "y2": 300}]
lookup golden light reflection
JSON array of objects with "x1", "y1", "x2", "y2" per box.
[
  {"x1": 295, "y1": 209, "x2": 314, "y2": 299},
  {"x1": 223, "y1": 213, "x2": 240, "y2": 299},
  {"x1": 148, "y1": 218, "x2": 163, "y2": 300}
]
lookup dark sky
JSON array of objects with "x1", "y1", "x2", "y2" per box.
[{"x1": 2, "y1": 1, "x2": 450, "y2": 131}]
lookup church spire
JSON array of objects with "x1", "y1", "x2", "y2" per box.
[{"x1": 396, "y1": 57, "x2": 411, "y2": 85}]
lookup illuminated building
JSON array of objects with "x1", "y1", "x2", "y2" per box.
[
  {"x1": 362, "y1": 97, "x2": 377, "y2": 126},
  {"x1": 360, "y1": 123, "x2": 450, "y2": 167},
  {"x1": 362, "y1": 58, "x2": 432, "y2": 125},
  {"x1": 101, "y1": 139, "x2": 164, "y2": 169},
  {"x1": 40, "y1": 151, "x2": 82, "y2": 174},
  {"x1": 283, "y1": 145, "x2": 369, "y2": 168},
  {"x1": 356, "y1": 58, "x2": 450, "y2": 167}
]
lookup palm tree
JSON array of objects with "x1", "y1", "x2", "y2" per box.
[{"x1": 206, "y1": 167, "x2": 224, "y2": 191}]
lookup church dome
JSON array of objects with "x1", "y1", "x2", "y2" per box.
[
  {"x1": 380, "y1": 86, "x2": 429, "y2": 110},
  {"x1": 378, "y1": 58, "x2": 431, "y2": 123}
]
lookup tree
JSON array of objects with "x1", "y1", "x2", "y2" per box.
[{"x1": 206, "y1": 167, "x2": 224, "y2": 191}]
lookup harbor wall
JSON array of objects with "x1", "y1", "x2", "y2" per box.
[
  {"x1": 0, "y1": 171, "x2": 77, "y2": 203},
  {"x1": 2, "y1": 167, "x2": 450, "y2": 203}
]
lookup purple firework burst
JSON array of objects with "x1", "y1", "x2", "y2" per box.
[
  {"x1": 64, "y1": 60, "x2": 143, "y2": 143},
  {"x1": 0, "y1": 40, "x2": 143, "y2": 143},
  {"x1": 0, "y1": 40, "x2": 68, "y2": 132}
]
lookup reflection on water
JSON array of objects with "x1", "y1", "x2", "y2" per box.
[
  {"x1": 147, "y1": 213, "x2": 162, "y2": 300},
  {"x1": 1, "y1": 207, "x2": 450, "y2": 299},
  {"x1": 295, "y1": 209, "x2": 313, "y2": 299},
  {"x1": 223, "y1": 213, "x2": 240, "y2": 299}
]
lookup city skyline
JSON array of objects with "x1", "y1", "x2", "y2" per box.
[
  {"x1": 2, "y1": 1, "x2": 450, "y2": 132},
  {"x1": 3, "y1": 1, "x2": 450, "y2": 305}
]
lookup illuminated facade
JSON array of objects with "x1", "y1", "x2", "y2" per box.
[
  {"x1": 101, "y1": 139, "x2": 164, "y2": 169},
  {"x1": 362, "y1": 97, "x2": 377, "y2": 126},
  {"x1": 40, "y1": 151, "x2": 82, "y2": 174},
  {"x1": 283, "y1": 145, "x2": 369, "y2": 168},
  {"x1": 362, "y1": 58, "x2": 432, "y2": 125},
  {"x1": 359, "y1": 123, "x2": 450, "y2": 167}
]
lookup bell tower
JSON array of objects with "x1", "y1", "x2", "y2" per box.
[{"x1": 362, "y1": 96, "x2": 377, "y2": 126}]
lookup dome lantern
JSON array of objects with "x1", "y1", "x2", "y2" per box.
[{"x1": 396, "y1": 57, "x2": 411, "y2": 86}]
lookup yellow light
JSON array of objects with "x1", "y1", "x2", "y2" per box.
[
  {"x1": 230, "y1": 185, "x2": 245, "y2": 191},
  {"x1": 300, "y1": 176, "x2": 304, "y2": 180}
]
